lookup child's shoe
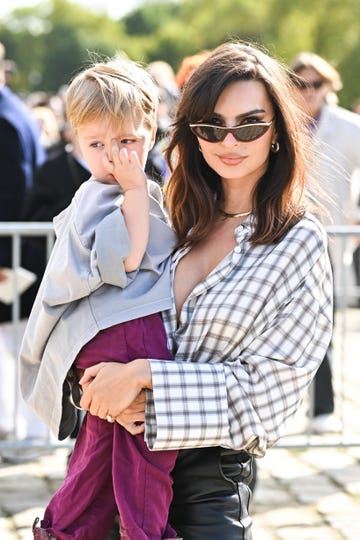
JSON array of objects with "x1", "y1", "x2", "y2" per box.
[{"x1": 32, "y1": 518, "x2": 56, "y2": 539}]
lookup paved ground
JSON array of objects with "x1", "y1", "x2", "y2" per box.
[{"x1": 1, "y1": 308, "x2": 360, "y2": 539}]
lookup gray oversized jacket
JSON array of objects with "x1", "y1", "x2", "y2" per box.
[{"x1": 20, "y1": 177, "x2": 176, "y2": 439}]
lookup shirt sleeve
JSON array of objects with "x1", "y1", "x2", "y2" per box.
[{"x1": 145, "y1": 221, "x2": 333, "y2": 457}]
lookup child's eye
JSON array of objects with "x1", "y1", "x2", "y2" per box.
[
  {"x1": 120, "y1": 138, "x2": 136, "y2": 144},
  {"x1": 90, "y1": 142, "x2": 103, "y2": 148}
]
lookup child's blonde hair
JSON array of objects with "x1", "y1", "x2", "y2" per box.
[{"x1": 66, "y1": 55, "x2": 159, "y2": 131}]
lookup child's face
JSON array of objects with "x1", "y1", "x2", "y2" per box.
[{"x1": 76, "y1": 115, "x2": 156, "y2": 183}]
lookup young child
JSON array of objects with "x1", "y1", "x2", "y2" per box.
[{"x1": 20, "y1": 56, "x2": 180, "y2": 540}]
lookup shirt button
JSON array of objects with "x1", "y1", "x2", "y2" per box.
[{"x1": 234, "y1": 246, "x2": 241, "y2": 253}]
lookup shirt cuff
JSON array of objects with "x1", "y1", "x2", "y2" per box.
[{"x1": 144, "y1": 360, "x2": 230, "y2": 451}]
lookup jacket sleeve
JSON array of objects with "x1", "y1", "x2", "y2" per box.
[{"x1": 41, "y1": 184, "x2": 131, "y2": 307}]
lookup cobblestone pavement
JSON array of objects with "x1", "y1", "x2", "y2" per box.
[{"x1": 1, "y1": 309, "x2": 360, "y2": 539}]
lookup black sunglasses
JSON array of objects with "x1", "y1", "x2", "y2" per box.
[
  {"x1": 189, "y1": 120, "x2": 273, "y2": 143},
  {"x1": 298, "y1": 79, "x2": 324, "y2": 90}
]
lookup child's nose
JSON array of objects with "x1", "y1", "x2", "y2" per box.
[{"x1": 105, "y1": 144, "x2": 115, "y2": 163}]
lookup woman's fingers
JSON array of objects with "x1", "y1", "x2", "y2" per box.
[
  {"x1": 79, "y1": 363, "x2": 105, "y2": 386},
  {"x1": 115, "y1": 416, "x2": 145, "y2": 435},
  {"x1": 112, "y1": 389, "x2": 146, "y2": 434}
]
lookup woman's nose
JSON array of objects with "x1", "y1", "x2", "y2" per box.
[{"x1": 222, "y1": 132, "x2": 238, "y2": 145}]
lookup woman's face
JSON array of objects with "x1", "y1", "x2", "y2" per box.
[{"x1": 196, "y1": 79, "x2": 276, "y2": 192}]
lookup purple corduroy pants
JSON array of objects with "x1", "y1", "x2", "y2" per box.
[{"x1": 41, "y1": 313, "x2": 178, "y2": 540}]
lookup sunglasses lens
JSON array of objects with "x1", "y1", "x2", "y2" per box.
[
  {"x1": 313, "y1": 80, "x2": 324, "y2": 89},
  {"x1": 298, "y1": 79, "x2": 324, "y2": 90},
  {"x1": 191, "y1": 125, "x2": 224, "y2": 142},
  {"x1": 234, "y1": 124, "x2": 270, "y2": 141}
]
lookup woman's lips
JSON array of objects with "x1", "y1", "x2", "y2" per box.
[{"x1": 218, "y1": 154, "x2": 247, "y2": 165}]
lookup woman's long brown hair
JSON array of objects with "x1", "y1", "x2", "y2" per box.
[{"x1": 165, "y1": 41, "x2": 316, "y2": 249}]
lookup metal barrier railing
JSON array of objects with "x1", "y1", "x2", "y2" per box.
[
  {"x1": 0, "y1": 223, "x2": 61, "y2": 452},
  {"x1": 0, "y1": 223, "x2": 359, "y2": 452}
]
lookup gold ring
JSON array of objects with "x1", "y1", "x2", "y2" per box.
[{"x1": 106, "y1": 414, "x2": 114, "y2": 423}]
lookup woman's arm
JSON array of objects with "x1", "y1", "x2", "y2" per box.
[{"x1": 79, "y1": 358, "x2": 152, "y2": 434}]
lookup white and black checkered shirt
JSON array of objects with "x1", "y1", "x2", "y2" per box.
[{"x1": 145, "y1": 213, "x2": 333, "y2": 457}]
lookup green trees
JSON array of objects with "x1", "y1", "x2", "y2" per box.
[
  {"x1": 1, "y1": 0, "x2": 127, "y2": 92},
  {"x1": 1, "y1": 0, "x2": 359, "y2": 109}
]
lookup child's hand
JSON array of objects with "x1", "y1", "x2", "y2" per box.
[{"x1": 104, "y1": 141, "x2": 147, "y2": 192}]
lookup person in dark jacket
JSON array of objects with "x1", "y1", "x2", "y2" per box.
[
  {"x1": 0, "y1": 41, "x2": 46, "y2": 314},
  {"x1": 0, "y1": 41, "x2": 46, "y2": 445}
]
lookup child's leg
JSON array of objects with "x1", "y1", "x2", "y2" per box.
[
  {"x1": 41, "y1": 414, "x2": 118, "y2": 540},
  {"x1": 113, "y1": 424, "x2": 178, "y2": 540},
  {"x1": 112, "y1": 314, "x2": 178, "y2": 539},
  {"x1": 65, "y1": 314, "x2": 178, "y2": 539}
]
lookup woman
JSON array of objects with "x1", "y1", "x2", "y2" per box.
[{"x1": 80, "y1": 41, "x2": 333, "y2": 539}]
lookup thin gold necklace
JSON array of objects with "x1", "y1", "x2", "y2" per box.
[{"x1": 219, "y1": 209, "x2": 252, "y2": 218}]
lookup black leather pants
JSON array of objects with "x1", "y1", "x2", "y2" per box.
[{"x1": 169, "y1": 447, "x2": 254, "y2": 539}]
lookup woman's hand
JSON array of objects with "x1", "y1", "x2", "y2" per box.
[
  {"x1": 114, "y1": 390, "x2": 147, "y2": 435},
  {"x1": 79, "y1": 359, "x2": 152, "y2": 427}
]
